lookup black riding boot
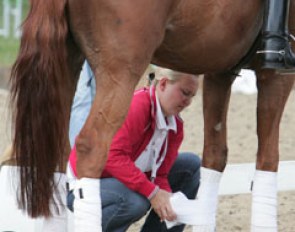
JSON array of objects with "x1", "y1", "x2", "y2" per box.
[{"x1": 258, "y1": 0, "x2": 295, "y2": 72}]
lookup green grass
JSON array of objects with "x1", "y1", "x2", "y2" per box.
[
  {"x1": 0, "y1": 0, "x2": 29, "y2": 67},
  {"x1": 0, "y1": 37, "x2": 20, "y2": 67}
]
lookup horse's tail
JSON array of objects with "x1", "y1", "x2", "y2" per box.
[{"x1": 10, "y1": 0, "x2": 72, "y2": 217}]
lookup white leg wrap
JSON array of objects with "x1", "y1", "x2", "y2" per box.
[
  {"x1": 192, "y1": 167, "x2": 222, "y2": 232},
  {"x1": 73, "y1": 178, "x2": 102, "y2": 232},
  {"x1": 42, "y1": 173, "x2": 68, "y2": 232},
  {"x1": 251, "y1": 170, "x2": 278, "y2": 232}
]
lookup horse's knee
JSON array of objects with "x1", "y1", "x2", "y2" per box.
[
  {"x1": 256, "y1": 155, "x2": 279, "y2": 171},
  {"x1": 203, "y1": 144, "x2": 228, "y2": 171},
  {"x1": 75, "y1": 133, "x2": 107, "y2": 178},
  {"x1": 75, "y1": 133, "x2": 95, "y2": 157}
]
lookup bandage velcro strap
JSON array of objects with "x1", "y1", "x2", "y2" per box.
[{"x1": 73, "y1": 178, "x2": 101, "y2": 201}]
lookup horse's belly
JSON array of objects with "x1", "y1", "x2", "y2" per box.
[
  {"x1": 152, "y1": 37, "x2": 252, "y2": 74},
  {"x1": 152, "y1": 0, "x2": 263, "y2": 74}
]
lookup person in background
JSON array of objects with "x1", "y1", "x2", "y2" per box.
[
  {"x1": 69, "y1": 61, "x2": 96, "y2": 148},
  {"x1": 67, "y1": 64, "x2": 202, "y2": 232}
]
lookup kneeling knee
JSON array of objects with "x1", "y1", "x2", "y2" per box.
[{"x1": 127, "y1": 195, "x2": 150, "y2": 218}]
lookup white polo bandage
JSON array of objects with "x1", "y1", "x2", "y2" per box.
[
  {"x1": 251, "y1": 170, "x2": 278, "y2": 232},
  {"x1": 73, "y1": 178, "x2": 102, "y2": 232},
  {"x1": 42, "y1": 173, "x2": 68, "y2": 232},
  {"x1": 192, "y1": 167, "x2": 222, "y2": 232}
]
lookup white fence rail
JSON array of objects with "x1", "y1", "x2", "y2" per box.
[
  {"x1": 0, "y1": 0, "x2": 22, "y2": 38},
  {"x1": 1, "y1": 162, "x2": 295, "y2": 231}
]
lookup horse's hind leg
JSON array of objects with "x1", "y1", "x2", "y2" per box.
[
  {"x1": 251, "y1": 71, "x2": 294, "y2": 231},
  {"x1": 193, "y1": 73, "x2": 235, "y2": 231},
  {"x1": 67, "y1": 1, "x2": 171, "y2": 230}
]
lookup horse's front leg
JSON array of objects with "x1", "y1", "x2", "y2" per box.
[
  {"x1": 251, "y1": 71, "x2": 294, "y2": 232},
  {"x1": 67, "y1": 1, "x2": 173, "y2": 231},
  {"x1": 73, "y1": 63, "x2": 142, "y2": 232},
  {"x1": 193, "y1": 73, "x2": 235, "y2": 232}
]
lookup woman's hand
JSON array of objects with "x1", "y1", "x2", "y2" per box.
[{"x1": 150, "y1": 189, "x2": 177, "y2": 222}]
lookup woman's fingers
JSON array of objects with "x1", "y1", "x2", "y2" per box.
[
  {"x1": 150, "y1": 189, "x2": 177, "y2": 221},
  {"x1": 162, "y1": 205, "x2": 177, "y2": 221},
  {"x1": 156, "y1": 203, "x2": 177, "y2": 222}
]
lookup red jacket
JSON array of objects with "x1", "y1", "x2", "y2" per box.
[{"x1": 69, "y1": 87, "x2": 184, "y2": 198}]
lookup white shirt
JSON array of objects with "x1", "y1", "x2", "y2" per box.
[{"x1": 135, "y1": 92, "x2": 177, "y2": 181}]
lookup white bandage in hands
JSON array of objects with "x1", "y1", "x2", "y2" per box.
[{"x1": 165, "y1": 167, "x2": 222, "y2": 232}]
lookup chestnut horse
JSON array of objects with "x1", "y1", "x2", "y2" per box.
[{"x1": 10, "y1": 0, "x2": 295, "y2": 230}]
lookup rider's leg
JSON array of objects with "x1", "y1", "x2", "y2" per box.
[{"x1": 258, "y1": 0, "x2": 295, "y2": 70}]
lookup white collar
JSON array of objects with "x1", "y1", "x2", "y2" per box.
[{"x1": 155, "y1": 93, "x2": 177, "y2": 132}]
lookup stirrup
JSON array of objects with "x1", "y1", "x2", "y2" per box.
[{"x1": 257, "y1": 34, "x2": 295, "y2": 72}]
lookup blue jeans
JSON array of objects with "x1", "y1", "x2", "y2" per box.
[{"x1": 67, "y1": 152, "x2": 201, "y2": 232}]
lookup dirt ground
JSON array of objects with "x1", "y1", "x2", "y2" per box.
[{"x1": 0, "y1": 72, "x2": 294, "y2": 231}]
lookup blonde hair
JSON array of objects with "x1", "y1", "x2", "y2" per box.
[{"x1": 151, "y1": 67, "x2": 198, "y2": 85}]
